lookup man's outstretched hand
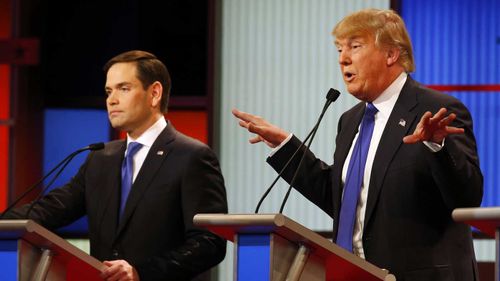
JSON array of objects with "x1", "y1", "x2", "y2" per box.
[
  {"x1": 232, "y1": 108, "x2": 290, "y2": 148},
  {"x1": 403, "y1": 108, "x2": 464, "y2": 144}
]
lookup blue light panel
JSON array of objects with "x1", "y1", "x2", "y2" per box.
[{"x1": 43, "y1": 108, "x2": 110, "y2": 235}]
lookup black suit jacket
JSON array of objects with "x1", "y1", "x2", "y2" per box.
[
  {"x1": 268, "y1": 77, "x2": 483, "y2": 281},
  {"x1": 5, "y1": 123, "x2": 228, "y2": 280}
]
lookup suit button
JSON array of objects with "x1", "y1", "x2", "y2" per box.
[{"x1": 112, "y1": 250, "x2": 119, "y2": 258}]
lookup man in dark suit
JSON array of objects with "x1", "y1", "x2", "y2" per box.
[
  {"x1": 232, "y1": 9, "x2": 483, "y2": 281},
  {"x1": 3, "y1": 50, "x2": 228, "y2": 281}
]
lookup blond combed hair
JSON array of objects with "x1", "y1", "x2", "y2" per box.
[{"x1": 332, "y1": 9, "x2": 415, "y2": 72}]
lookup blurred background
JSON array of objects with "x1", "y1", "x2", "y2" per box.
[{"x1": 0, "y1": 0, "x2": 498, "y2": 280}]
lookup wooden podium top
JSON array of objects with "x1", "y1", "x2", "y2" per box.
[
  {"x1": 194, "y1": 213, "x2": 396, "y2": 281},
  {"x1": 452, "y1": 207, "x2": 500, "y2": 238},
  {"x1": 0, "y1": 220, "x2": 104, "y2": 272}
]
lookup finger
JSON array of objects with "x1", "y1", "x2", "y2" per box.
[
  {"x1": 232, "y1": 108, "x2": 257, "y2": 123},
  {"x1": 110, "y1": 267, "x2": 130, "y2": 281},
  {"x1": 419, "y1": 111, "x2": 433, "y2": 125},
  {"x1": 429, "y1": 108, "x2": 447, "y2": 124},
  {"x1": 403, "y1": 134, "x2": 420, "y2": 144},
  {"x1": 438, "y1": 113, "x2": 456, "y2": 127},
  {"x1": 238, "y1": 120, "x2": 250, "y2": 129},
  {"x1": 109, "y1": 271, "x2": 127, "y2": 281},
  {"x1": 117, "y1": 276, "x2": 130, "y2": 281},
  {"x1": 101, "y1": 268, "x2": 116, "y2": 280},
  {"x1": 249, "y1": 135, "x2": 262, "y2": 144},
  {"x1": 101, "y1": 262, "x2": 127, "y2": 281},
  {"x1": 247, "y1": 123, "x2": 265, "y2": 135},
  {"x1": 445, "y1": 126, "x2": 464, "y2": 134}
]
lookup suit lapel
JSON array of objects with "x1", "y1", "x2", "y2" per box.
[
  {"x1": 363, "y1": 77, "x2": 419, "y2": 227},
  {"x1": 96, "y1": 141, "x2": 126, "y2": 238},
  {"x1": 114, "y1": 125, "x2": 176, "y2": 237}
]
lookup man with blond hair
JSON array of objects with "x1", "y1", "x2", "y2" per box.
[{"x1": 233, "y1": 9, "x2": 482, "y2": 281}]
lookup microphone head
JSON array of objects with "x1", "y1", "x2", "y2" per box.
[
  {"x1": 326, "y1": 88, "x2": 341, "y2": 102},
  {"x1": 88, "y1": 142, "x2": 105, "y2": 151}
]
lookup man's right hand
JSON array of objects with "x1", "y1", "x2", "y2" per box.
[{"x1": 232, "y1": 108, "x2": 289, "y2": 148}]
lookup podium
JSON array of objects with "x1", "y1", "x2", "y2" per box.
[
  {"x1": 0, "y1": 220, "x2": 104, "y2": 281},
  {"x1": 194, "y1": 214, "x2": 395, "y2": 281},
  {"x1": 452, "y1": 207, "x2": 500, "y2": 281}
]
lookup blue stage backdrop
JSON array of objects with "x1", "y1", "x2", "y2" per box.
[
  {"x1": 43, "y1": 109, "x2": 110, "y2": 236},
  {"x1": 402, "y1": 0, "x2": 500, "y2": 207}
]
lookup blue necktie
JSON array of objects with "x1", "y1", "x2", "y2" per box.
[
  {"x1": 120, "y1": 142, "x2": 143, "y2": 218},
  {"x1": 336, "y1": 102, "x2": 378, "y2": 252}
]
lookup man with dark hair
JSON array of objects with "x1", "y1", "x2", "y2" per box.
[
  {"x1": 233, "y1": 9, "x2": 482, "y2": 281},
  {"x1": 4, "y1": 50, "x2": 228, "y2": 281}
]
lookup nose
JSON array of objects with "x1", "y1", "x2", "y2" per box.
[
  {"x1": 106, "y1": 91, "x2": 118, "y2": 106},
  {"x1": 338, "y1": 50, "x2": 351, "y2": 66}
]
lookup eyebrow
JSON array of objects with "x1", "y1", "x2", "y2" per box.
[
  {"x1": 335, "y1": 36, "x2": 366, "y2": 46},
  {"x1": 105, "y1": 82, "x2": 132, "y2": 91}
]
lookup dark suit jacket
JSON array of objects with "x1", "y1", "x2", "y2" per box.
[
  {"x1": 5, "y1": 123, "x2": 228, "y2": 280},
  {"x1": 267, "y1": 77, "x2": 483, "y2": 281}
]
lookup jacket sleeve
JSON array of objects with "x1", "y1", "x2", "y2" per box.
[
  {"x1": 266, "y1": 135, "x2": 335, "y2": 217},
  {"x1": 425, "y1": 98, "x2": 483, "y2": 210},
  {"x1": 1, "y1": 153, "x2": 92, "y2": 230}
]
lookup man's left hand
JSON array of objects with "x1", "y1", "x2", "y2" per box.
[
  {"x1": 101, "y1": 260, "x2": 140, "y2": 281},
  {"x1": 403, "y1": 107, "x2": 464, "y2": 144}
]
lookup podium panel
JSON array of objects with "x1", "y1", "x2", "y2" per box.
[{"x1": 0, "y1": 240, "x2": 18, "y2": 280}]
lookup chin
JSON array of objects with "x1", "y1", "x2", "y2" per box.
[
  {"x1": 110, "y1": 122, "x2": 125, "y2": 130},
  {"x1": 347, "y1": 90, "x2": 363, "y2": 101}
]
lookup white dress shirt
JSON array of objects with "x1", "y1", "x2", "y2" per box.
[
  {"x1": 344, "y1": 72, "x2": 407, "y2": 258},
  {"x1": 125, "y1": 117, "x2": 167, "y2": 182}
]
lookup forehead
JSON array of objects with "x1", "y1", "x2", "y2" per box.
[{"x1": 106, "y1": 62, "x2": 139, "y2": 84}]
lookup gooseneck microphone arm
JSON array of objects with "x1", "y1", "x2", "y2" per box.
[
  {"x1": 24, "y1": 151, "x2": 82, "y2": 218},
  {"x1": 278, "y1": 91, "x2": 338, "y2": 213},
  {"x1": 254, "y1": 89, "x2": 340, "y2": 213},
  {"x1": 0, "y1": 142, "x2": 105, "y2": 219}
]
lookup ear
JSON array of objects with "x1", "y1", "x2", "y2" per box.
[
  {"x1": 150, "y1": 81, "x2": 163, "y2": 108},
  {"x1": 386, "y1": 47, "x2": 401, "y2": 66}
]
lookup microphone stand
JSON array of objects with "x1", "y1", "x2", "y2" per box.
[
  {"x1": 254, "y1": 89, "x2": 340, "y2": 213},
  {"x1": 0, "y1": 143, "x2": 104, "y2": 219},
  {"x1": 279, "y1": 98, "x2": 333, "y2": 213}
]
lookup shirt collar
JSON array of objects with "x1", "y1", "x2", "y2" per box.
[
  {"x1": 126, "y1": 117, "x2": 167, "y2": 148},
  {"x1": 371, "y1": 72, "x2": 407, "y2": 119}
]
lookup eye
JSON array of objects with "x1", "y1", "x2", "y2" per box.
[{"x1": 120, "y1": 86, "x2": 130, "y2": 92}]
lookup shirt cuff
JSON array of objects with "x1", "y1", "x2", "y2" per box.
[
  {"x1": 269, "y1": 133, "x2": 294, "y2": 157},
  {"x1": 423, "y1": 138, "x2": 445, "y2": 152}
]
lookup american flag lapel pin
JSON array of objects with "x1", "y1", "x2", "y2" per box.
[
  {"x1": 398, "y1": 119, "x2": 406, "y2": 127},
  {"x1": 157, "y1": 150, "x2": 164, "y2": 155}
]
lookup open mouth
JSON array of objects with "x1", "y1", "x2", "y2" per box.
[{"x1": 344, "y1": 72, "x2": 355, "y2": 82}]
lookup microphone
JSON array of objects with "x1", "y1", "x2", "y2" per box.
[
  {"x1": 0, "y1": 142, "x2": 105, "y2": 219},
  {"x1": 255, "y1": 89, "x2": 340, "y2": 213}
]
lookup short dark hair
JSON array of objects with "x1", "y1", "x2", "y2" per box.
[{"x1": 104, "y1": 50, "x2": 171, "y2": 113}]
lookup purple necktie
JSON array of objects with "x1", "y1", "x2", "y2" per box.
[
  {"x1": 120, "y1": 142, "x2": 143, "y2": 218},
  {"x1": 336, "y1": 102, "x2": 378, "y2": 252}
]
